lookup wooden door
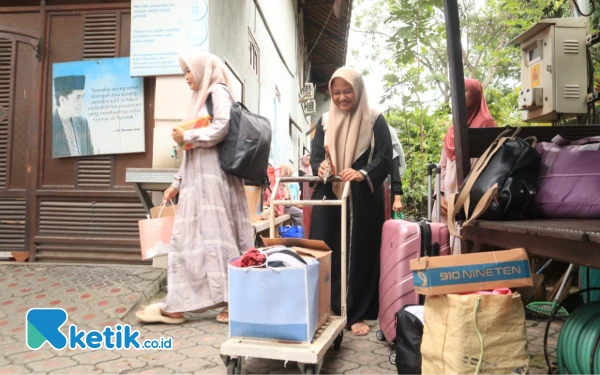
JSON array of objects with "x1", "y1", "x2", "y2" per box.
[{"x1": 0, "y1": 27, "x2": 40, "y2": 260}]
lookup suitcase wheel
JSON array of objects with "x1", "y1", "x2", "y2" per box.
[
  {"x1": 389, "y1": 352, "x2": 396, "y2": 365},
  {"x1": 375, "y1": 330, "x2": 385, "y2": 342}
]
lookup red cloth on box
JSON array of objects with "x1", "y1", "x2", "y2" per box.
[{"x1": 232, "y1": 249, "x2": 266, "y2": 268}]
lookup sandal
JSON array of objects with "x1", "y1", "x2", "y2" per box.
[
  {"x1": 216, "y1": 307, "x2": 229, "y2": 324},
  {"x1": 350, "y1": 322, "x2": 370, "y2": 336},
  {"x1": 135, "y1": 304, "x2": 185, "y2": 324}
]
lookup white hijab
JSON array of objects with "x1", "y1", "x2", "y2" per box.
[{"x1": 323, "y1": 67, "x2": 380, "y2": 197}]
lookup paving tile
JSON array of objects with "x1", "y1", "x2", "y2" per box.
[
  {"x1": 188, "y1": 332, "x2": 227, "y2": 348},
  {"x1": 177, "y1": 344, "x2": 220, "y2": 359},
  {"x1": 95, "y1": 357, "x2": 147, "y2": 373},
  {"x1": 136, "y1": 351, "x2": 186, "y2": 366},
  {"x1": 377, "y1": 357, "x2": 396, "y2": 372},
  {"x1": 164, "y1": 358, "x2": 215, "y2": 373},
  {"x1": 161, "y1": 326, "x2": 207, "y2": 339},
  {"x1": 0, "y1": 364, "x2": 32, "y2": 374},
  {"x1": 321, "y1": 358, "x2": 361, "y2": 374},
  {"x1": 194, "y1": 362, "x2": 227, "y2": 375},
  {"x1": 72, "y1": 350, "x2": 122, "y2": 365},
  {"x1": 266, "y1": 363, "x2": 302, "y2": 374},
  {"x1": 325, "y1": 347, "x2": 357, "y2": 360},
  {"x1": 49, "y1": 365, "x2": 103, "y2": 375},
  {"x1": 243, "y1": 358, "x2": 281, "y2": 373},
  {"x1": 131, "y1": 366, "x2": 175, "y2": 375},
  {"x1": 345, "y1": 365, "x2": 390, "y2": 374},
  {"x1": 341, "y1": 353, "x2": 391, "y2": 367},
  {"x1": 170, "y1": 337, "x2": 198, "y2": 351},
  {"x1": 0, "y1": 337, "x2": 30, "y2": 356},
  {"x1": 343, "y1": 338, "x2": 387, "y2": 353},
  {"x1": 8, "y1": 349, "x2": 55, "y2": 364},
  {"x1": 26, "y1": 357, "x2": 78, "y2": 373},
  {"x1": 372, "y1": 346, "x2": 393, "y2": 357}
]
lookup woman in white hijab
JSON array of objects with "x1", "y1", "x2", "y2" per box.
[
  {"x1": 136, "y1": 52, "x2": 253, "y2": 325},
  {"x1": 310, "y1": 67, "x2": 392, "y2": 336}
]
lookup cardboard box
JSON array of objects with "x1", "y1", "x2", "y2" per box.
[
  {"x1": 262, "y1": 237, "x2": 332, "y2": 329},
  {"x1": 410, "y1": 248, "x2": 533, "y2": 295},
  {"x1": 245, "y1": 186, "x2": 263, "y2": 222}
]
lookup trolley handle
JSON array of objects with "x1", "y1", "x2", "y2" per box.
[{"x1": 276, "y1": 176, "x2": 342, "y2": 184}]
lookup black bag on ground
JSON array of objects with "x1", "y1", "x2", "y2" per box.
[
  {"x1": 448, "y1": 127, "x2": 541, "y2": 238},
  {"x1": 207, "y1": 90, "x2": 272, "y2": 183},
  {"x1": 395, "y1": 305, "x2": 424, "y2": 374}
]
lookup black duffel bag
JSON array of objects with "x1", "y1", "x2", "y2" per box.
[
  {"x1": 448, "y1": 127, "x2": 541, "y2": 238},
  {"x1": 394, "y1": 305, "x2": 424, "y2": 374},
  {"x1": 207, "y1": 88, "x2": 272, "y2": 183}
]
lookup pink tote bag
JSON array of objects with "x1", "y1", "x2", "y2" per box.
[{"x1": 138, "y1": 200, "x2": 176, "y2": 260}]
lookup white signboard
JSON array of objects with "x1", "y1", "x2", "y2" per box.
[{"x1": 130, "y1": 0, "x2": 209, "y2": 76}]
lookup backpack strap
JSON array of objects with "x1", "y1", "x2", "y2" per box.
[
  {"x1": 206, "y1": 95, "x2": 214, "y2": 117},
  {"x1": 205, "y1": 83, "x2": 230, "y2": 118}
]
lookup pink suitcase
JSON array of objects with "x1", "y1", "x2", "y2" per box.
[{"x1": 376, "y1": 164, "x2": 450, "y2": 344}]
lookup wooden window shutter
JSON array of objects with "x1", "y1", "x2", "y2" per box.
[
  {"x1": 0, "y1": 38, "x2": 11, "y2": 190},
  {"x1": 0, "y1": 38, "x2": 25, "y2": 251},
  {"x1": 77, "y1": 13, "x2": 118, "y2": 188}
]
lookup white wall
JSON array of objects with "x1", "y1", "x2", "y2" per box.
[{"x1": 152, "y1": 0, "x2": 313, "y2": 172}]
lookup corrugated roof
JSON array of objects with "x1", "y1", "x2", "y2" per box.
[{"x1": 301, "y1": 0, "x2": 352, "y2": 86}]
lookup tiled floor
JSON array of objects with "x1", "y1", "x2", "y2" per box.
[{"x1": 0, "y1": 264, "x2": 558, "y2": 374}]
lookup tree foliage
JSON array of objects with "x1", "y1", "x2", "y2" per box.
[{"x1": 350, "y1": 0, "x2": 594, "y2": 217}]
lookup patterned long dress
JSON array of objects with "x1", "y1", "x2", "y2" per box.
[{"x1": 159, "y1": 85, "x2": 253, "y2": 313}]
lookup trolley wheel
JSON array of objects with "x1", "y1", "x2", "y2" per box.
[
  {"x1": 376, "y1": 330, "x2": 385, "y2": 342},
  {"x1": 389, "y1": 352, "x2": 396, "y2": 366},
  {"x1": 334, "y1": 331, "x2": 343, "y2": 351},
  {"x1": 226, "y1": 358, "x2": 241, "y2": 375},
  {"x1": 304, "y1": 364, "x2": 317, "y2": 374}
]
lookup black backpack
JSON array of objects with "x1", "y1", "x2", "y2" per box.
[{"x1": 207, "y1": 88, "x2": 272, "y2": 183}]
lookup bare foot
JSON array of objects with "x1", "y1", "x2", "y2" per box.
[
  {"x1": 350, "y1": 322, "x2": 370, "y2": 336},
  {"x1": 161, "y1": 310, "x2": 183, "y2": 319},
  {"x1": 216, "y1": 306, "x2": 229, "y2": 323}
]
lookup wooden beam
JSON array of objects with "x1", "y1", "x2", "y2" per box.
[
  {"x1": 307, "y1": 35, "x2": 341, "y2": 44},
  {"x1": 465, "y1": 226, "x2": 600, "y2": 269},
  {"x1": 305, "y1": 18, "x2": 341, "y2": 46},
  {"x1": 312, "y1": 62, "x2": 333, "y2": 67},
  {"x1": 301, "y1": 0, "x2": 335, "y2": 9}
]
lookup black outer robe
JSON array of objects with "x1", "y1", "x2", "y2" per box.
[{"x1": 309, "y1": 114, "x2": 392, "y2": 325}]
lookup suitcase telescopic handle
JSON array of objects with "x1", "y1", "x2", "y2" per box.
[{"x1": 427, "y1": 163, "x2": 442, "y2": 222}]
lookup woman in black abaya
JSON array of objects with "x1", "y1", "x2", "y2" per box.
[{"x1": 309, "y1": 67, "x2": 392, "y2": 336}]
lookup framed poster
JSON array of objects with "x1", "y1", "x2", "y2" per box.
[
  {"x1": 130, "y1": 0, "x2": 209, "y2": 76},
  {"x1": 52, "y1": 57, "x2": 145, "y2": 158}
]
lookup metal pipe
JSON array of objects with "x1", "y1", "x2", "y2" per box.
[{"x1": 574, "y1": 0, "x2": 590, "y2": 17}]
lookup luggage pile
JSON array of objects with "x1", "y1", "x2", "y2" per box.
[{"x1": 379, "y1": 163, "x2": 534, "y2": 375}]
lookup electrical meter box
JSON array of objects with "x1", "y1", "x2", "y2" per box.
[{"x1": 511, "y1": 18, "x2": 588, "y2": 122}]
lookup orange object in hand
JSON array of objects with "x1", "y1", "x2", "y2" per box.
[{"x1": 175, "y1": 115, "x2": 212, "y2": 151}]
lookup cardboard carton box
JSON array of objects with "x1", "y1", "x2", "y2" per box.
[
  {"x1": 410, "y1": 248, "x2": 533, "y2": 295},
  {"x1": 262, "y1": 237, "x2": 332, "y2": 329}
]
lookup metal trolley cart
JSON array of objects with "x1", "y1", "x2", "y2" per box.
[{"x1": 220, "y1": 176, "x2": 349, "y2": 374}]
